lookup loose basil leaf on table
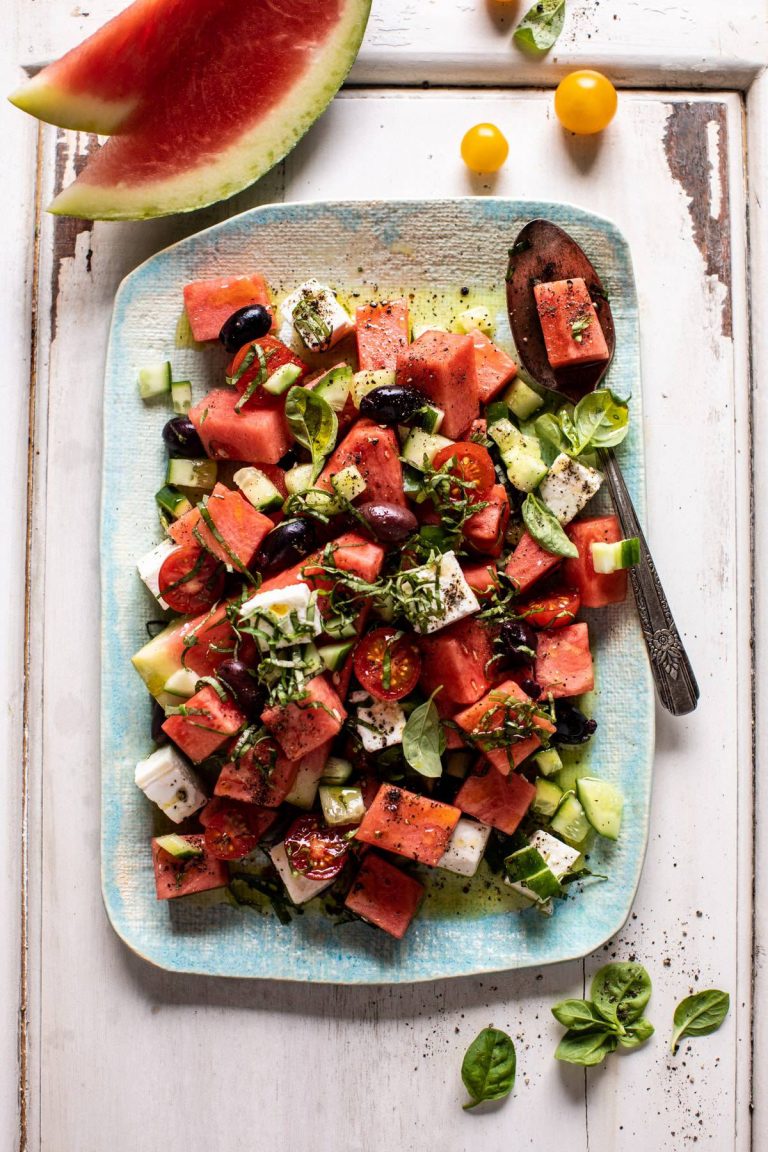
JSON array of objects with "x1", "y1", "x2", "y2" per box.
[
  {"x1": 554, "y1": 1029, "x2": 618, "y2": 1066},
  {"x1": 590, "y1": 962, "x2": 653, "y2": 1028},
  {"x1": 402, "y1": 691, "x2": 444, "y2": 778},
  {"x1": 461, "y1": 1027, "x2": 516, "y2": 1110},
  {"x1": 551, "y1": 999, "x2": 617, "y2": 1034},
  {"x1": 618, "y1": 1017, "x2": 655, "y2": 1049},
  {"x1": 284, "y1": 386, "x2": 338, "y2": 480},
  {"x1": 670, "y1": 989, "x2": 730, "y2": 1055},
  {"x1": 513, "y1": 0, "x2": 566, "y2": 52},
  {"x1": 522, "y1": 492, "x2": 578, "y2": 558}
]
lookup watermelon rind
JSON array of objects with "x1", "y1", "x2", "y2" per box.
[
  {"x1": 46, "y1": 0, "x2": 371, "y2": 221},
  {"x1": 9, "y1": 77, "x2": 136, "y2": 135}
]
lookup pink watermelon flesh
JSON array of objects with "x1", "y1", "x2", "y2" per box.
[{"x1": 19, "y1": 0, "x2": 371, "y2": 220}]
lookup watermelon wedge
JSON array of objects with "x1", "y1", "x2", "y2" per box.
[{"x1": 10, "y1": 0, "x2": 371, "y2": 220}]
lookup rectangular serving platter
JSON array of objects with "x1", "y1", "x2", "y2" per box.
[{"x1": 101, "y1": 198, "x2": 654, "y2": 982}]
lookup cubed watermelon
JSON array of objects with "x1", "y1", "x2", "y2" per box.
[
  {"x1": 453, "y1": 680, "x2": 555, "y2": 775},
  {"x1": 356, "y1": 784, "x2": 460, "y2": 866},
  {"x1": 463, "y1": 483, "x2": 510, "y2": 556},
  {"x1": 214, "y1": 739, "x2": 300, "y2": 807},
  {"x1": 469, "y1": 328, "x2": 518, "y2": 403},
  {"x1": 261, "y1": 675, "x2": 346, "y2": 760},
  {"x1": 533, "y1": 278, "x2": 610, "y2": 370},
  {"x1": 258, "y1": 533, "x2": 385, "y2": 594},
  {"x1": 183, "y1": 274, "x2": 270, "y2": 343},
  {"x1": 316, "y1": 420, "x2": 405, "y2": 506},
  {"x1": 505, "y1": 531, "x2": 562, "y2": 593},
  {"x1": 418, "y1": 615, "x2": 496, "y2": 706},
  {"x1": 396, "y1": 330, "x2": 479, "y2": 439},
  {"x1": 152, "y1": 834, "x2": 229, "y2": 900},
  {"x1": 182, "y1": 598, "x2": 258, "y2": 678},
  {"x1": 461, "y1": 562, "x2": 501, "y2": 602},
  {"x1": 169, "y1": 482, "x2": 272, "y2": 569},
  {"x1": 455, "y1": 764, "x2": 535, "y2": 835},
  {"x1": 564, "y1": 516, "x2": 628, "y2": 607},
  {"x1": 162, "y1": 685, "x2": 245, "y2": 763},
  {"x1": 344, "y1": 852, "x2": 424, "y2": 939},
  {"x1": 535, "y1": 622, "x2": 594, "y2": 698},
  {"x1": 355, "y1": 299, "x2": 410, "y2": 371},
  {"x1": 189, "y1": 389, "x2": 292, "y2": 464}
]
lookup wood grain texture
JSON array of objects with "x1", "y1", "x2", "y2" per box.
[{"x1": 19, "y1": 89, "x2": 752, "y2": 1152}]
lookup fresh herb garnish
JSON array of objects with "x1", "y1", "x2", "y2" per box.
[
  {"x1": 552, "y1": 962, "x2": 655, "y2": 1065},
  {"x1": 402, "y1": 689, "x2": 444, "y2": 778},
  {"x1": 522, "y1": 492, "x2": 578, "y2": 558},
  {"x1": 513, "y1": 0, "x2": 566, "y2": 53},
  {"x1": 670, "y1": 989, "x2": 729, "y2": 1055},
  {"x1": 461, "y1": 1027, "x2": 516, "y2": 1111},
  {"x1": 292, "y1": 295, "x2": 333, "y2": 351},
  {"x1": 534, "y1": 390, "x2": 629, "y2": 457},
  {"x1": 570, "y1": 314, "x2": 593, "y2": 343},
  {"x1": 284, "y1": 385, "x2": 338, "y2": 480}
]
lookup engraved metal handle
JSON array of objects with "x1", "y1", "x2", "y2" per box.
[{"x1": 597, "y1": 448, "x2": 699, "y2": 716}]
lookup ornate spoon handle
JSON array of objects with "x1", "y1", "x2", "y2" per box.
[{"x1": 597, "y1": 448, "x2": 699, "y2": 716}]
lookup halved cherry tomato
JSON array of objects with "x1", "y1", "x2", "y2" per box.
[
  {"x1": 227, "y1": 335, "x2": 306, "y2": 400},
  {"x1": 204, "y1": 801, "x2": 267, "y2": 860},
  {"x1": 518, "y1": 586, "x2": 581, "y2": 630},
  {"x1": 158, "y1": 544, "x2": 225, "y2": 614},
  {"x1": 284, "y1": 815, "x2": 354, "y2": 880},
  {"x1": 432, "y1": 441, "x2": 496, "y2": 498},
  {"x1": 353, "y1": 626, "x2": 421, "y2": 702}
]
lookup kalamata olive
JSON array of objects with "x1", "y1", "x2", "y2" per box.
[
  {"x1": 253, "y1": 518, "x2": 317, "y2": 575},
  {"x1": 551, "y1": 701, "x2": 598, "y2": 745},
  {"x1": 359, "y1": 385, "x2": 425, "y2": 426},
  {"x1": 219, "y1": 305, "x2": 272, "y2": 353},
  {"x1": 521, "y1": 678, "x2": 542, "y2": 699},
  {"x1": 217, "y1": 659, "x2": 265, "y2": 719},
  {"x1": 498, "y1": 620, "x2": 538, "y2": 666},
  {"x1": 358, "y1": 501, "x2": 418, "y2": 543},
  {"x1": 151, "y1": 699, "x2": 169, "y2": 745},
  {"x1": 277, "y1": 447, "x2": 300, "y2": 470},
  {"x1": 162, "y1": 416, "x2": 205, "y2": 458}
]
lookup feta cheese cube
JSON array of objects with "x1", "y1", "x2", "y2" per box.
[
  {"x1": 402, "y1": 551, "x2": 480, "y2": 634},
  {"x1": 280, "y1": 278, "x2": 354, "y2": 352},
  {"x1": 135, "y1": 745, "x2": 207, "y2": 823},
  {"x1": 356, "y1": 698, "x2": 407, "y2": 752},
  {"x1": 529, "y1": 829, "x2": 582, "y2": 879},
  {"x1": 136, "y1": 538, "x2": 177, "y2": 609},
  {"x1": 437, "y1": 817, "x2": 492, "y2": 877},
  {"x1": 269, "y1": 842, "x2": 337, "y2": 905},
  {"x1": 239, "y1": 583, "x2": 323, "y2": 651},
  {"x1": 538, "y1": 453, "x2": 603, "y2": 525}
]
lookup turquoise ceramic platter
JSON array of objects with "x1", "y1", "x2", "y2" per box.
[{"x1": 102, "y1": 199, "x2": 653, "y2": 982}]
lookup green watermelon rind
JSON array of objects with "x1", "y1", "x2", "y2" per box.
[
  {"x1": 46, "y1": 0, "x2": 371, "y2": 221},
  {"x1": 9, "y1": 77, "x2": 137, "y2": 135}
]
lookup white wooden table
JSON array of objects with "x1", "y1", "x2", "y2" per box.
[{"x1": 3, "y1": 3, "x2": 768, "y2": 1149}]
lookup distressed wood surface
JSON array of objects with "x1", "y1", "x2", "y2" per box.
[
  {"x1": 14, "y1": 89, "x2": 754, "y2": 1152},
  {"x1": 16, "y1": 0, "x2": 768, "y2": 88}
]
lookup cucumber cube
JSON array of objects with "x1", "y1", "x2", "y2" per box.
[
  {"x1": 576, "y1": 777, "x2": 624, "y2": 840},
  {"x1": 138, "y1": 361, "x2": 172, "y2": 400},
  {"x1": 171, "y1": 379, "x2": 193, "y2": 414}
]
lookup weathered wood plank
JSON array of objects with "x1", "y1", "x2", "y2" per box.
[{"x1": 23, "y1": 88, "x2": 751, "y2": 1152}]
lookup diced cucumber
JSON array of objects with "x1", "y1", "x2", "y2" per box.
[
  {"x1": 485, "y1": 401, "x2": 509, "y2": 427},
  {"x1": 502, "y1": 377, "x2": 544, "y2": 421},
  {"x1": 553, "y1": 761, "x2": 593, "y2": 793},
  {"x1": 317, "y1": 641, "x2": 354, "y2": 672},
  {"x1": 411, "y1": 323, "x2": 447, "y2": 340},
  {"x1": 155, "y1": 485, "x2": 193, "y2": 520},
  {"x1": 299, "y1": 465, "x2": 366, "y2": 516},
  {"x1": 504, "y1": 845, "x2": 562, "y2": 901},
  {"x1": 489, "y1": 417, "x2": 548, "y2": 492},
  {"x1": 532, "y1": 777, "x2": 564, "y2": 818},
  {"x1": 455, "y1": 305, "x2": 494, "y2": 336},
  {"x1": 591, "y1": 538, "x2": 641, "y2": 574},
  {"x1": 138, "y1": 361, "x2": 172, "y2": 400},
  {"x1": 576, "y1": 777, "x2": 624, "y2": 840},
  {"x1": 402, "y1": 464, "x2": 428, "y2": 502},
  {"x1": 154, "y1": 834, "x2": 203, "y2": 859},
  {"x1": 550, "y1": 791, "x2": 591, "y2": 845},
  {"x1": 284, "y1": 463, "x2": 314, "y2": 495},
  {"x1": 233, "y1": 466, "x2": 283, "y2": 512},
  {"x1": 413, "y1": 403, "x2": 445, "y2": 434},
  {"x1": 284, "y1": 760, "x2": 323, "y2": 810},
  {"x1": 166, "y1": 458, "x2": 217, "y2": 491},
  {"x1": 444, "y1": 750, "x2": 474, "y2": 779},
  {"x1": 320, "y1": 756, "x2": 353, "y2": 784},
  {"x1": 319, "y1": 785, "x2": 365, "y2": 826},
  {"x1": 401, "y1": 428, "x2": 453, "y2": 472},
  {"x1": 321, "y1": 614, "x2": 359, "y2": 640},
  {"x1": 313, "y1": 364, "x2": 353, "y2": 411},
  {"x1": 163, "y1": 668, "x2": 199, "y2": 698},
  {"x1": 534, "y1": 747, "x2": 563, "y2": 777},
  {"x1": 263, "y1": 362, "x2": 303, "y2": 396},
  {"x1": 351, "y1": 368, "x2": 396, "y2": 408},
  {"x1": 169, "y1": 380, "x2": 191, "y2": 415}
]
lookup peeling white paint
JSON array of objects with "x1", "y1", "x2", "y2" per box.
[{"x1": 707, "y1": 117, "x2": 723, "y2": 220}]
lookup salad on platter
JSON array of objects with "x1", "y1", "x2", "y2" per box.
[{"x1": 131, "y1": 257, "x2": 635, "y2": 941}]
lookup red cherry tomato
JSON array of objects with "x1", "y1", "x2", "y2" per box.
[
  {"x1": 204, "y1": 803, "x2": 260, "y2": 860},
  {"x1": 227, "y1": 336, "x2": 306, "y2": 401},
  {"x1": 518, "y1": 586, "x2": 581, "y2": 630},
  {"x1": 353, "y1": 626, "x2": 422, "y2": 702},
  {"x1": 432, "y1": 441, "x2": 496, "y2": 498},
  {"x1": 158, "y1": 544, "x2": 225, "y2": 614},
  {"x1": 283, "y1": 815, "x2": 354, "y2": 880}
]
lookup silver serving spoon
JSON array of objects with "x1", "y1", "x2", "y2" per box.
[{"x1": 506, "y1": 218, "x2": 698, "y2": 716}]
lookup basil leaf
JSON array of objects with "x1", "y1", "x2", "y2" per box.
[
  {"x1": 522, "y1": 493, "x2": 578, "y2": 558},
  {"x1": 619, "y1": 1017, "x2": 654, "y2": 1049},
  {"x1": 554, "y1": 1029, "x2": 618, "y2": 1066},
  {"x1": 514, "y1": 0, "x2": 566, "y2": 52},
  {"x1": 284, "y1": 386, "x2": 338, "y2": 480},
  {"x1": 551, "y1": 999, "x2": 617, "y2": 1034},
  {"x1": 573, "y1": 390, "x2": 630, "y2": 450},
  {"x1": 670, "y1": 989, "x2": 729, "y2": 1055},
  {"x1": 591, "y1": 962, "x2": 652, "y2": 1028},
  {"x1": 461, "y1": 1027, "x2": 516, "y2": 1110},
  {"x1": 402, "y1": 691, "x2": 443, "y2": 778}
]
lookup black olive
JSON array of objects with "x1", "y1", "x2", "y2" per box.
[
  {"x1": 358, "y1": 502, "x2": 418, "y2": 543},
  {"x1": 162, "y1": 416, "x2": 205, "y2": 458},
  {"x1": 217, "y1": 659, "x2": 265, "y2": 720},
  {"x1": 359, "y1": 385, "x2": 425, "y2": 426},
  {"x1": 151, "y1": 699, "x2": 169, "y2": 745},
  {"x1": 277, "y1": 447, "x2": 300, "y2": 470},
  {"x1": 521, "y1": 678, "x2": 542, "y2": 699},
  {"x1": 498, "y1": 620, "x2": 538, "y2": 666},
  {"x1": 253, "y1": 518, "x2": 317, "y2": 575},
  {"x1": 219, "y1": 305, "x2": 272, "y2": 353},
  {"x1": 551, "y1": 702, "x2": 598, "y2": 745}
]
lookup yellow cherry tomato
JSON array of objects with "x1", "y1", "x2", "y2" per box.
[
  {"x1": 554, "y1": 70, "x2": 618, "y2": 135},
  {"x1": 461, "y1": 123, "x2": 509, "y2": 173}
]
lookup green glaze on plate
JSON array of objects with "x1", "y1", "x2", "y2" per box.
[{"x1": 101, "y1": 199, "x2": 653, "y2": 982}]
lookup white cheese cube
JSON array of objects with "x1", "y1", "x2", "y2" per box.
[
  {"x1": 135, "y1": 745, "x2": 207, "y2": 823},
  {"x1": 538, "y1": 453, "x2": 603, "y2": 525},
  {"x1": 437, "y1": 818, "x2": 492, "y2": 877},
  {"x1": 402, "y1": 551, "x2": 480, "y2": 634},
  {"x1": 239, "y1": 583, "x2": 323, "y2": 651},
  {"x1": 136, "y1": 538, "x2": 177, "y2": 609},
  {"x1": 269, "y1": 842, "x2": 337, "y2": 905},
  {"x1": 356, "y1": 698, "x2": 407, "y2": 752},
  {"x1": 529, "y1": 829, "x2": 582, "y2": 879},
  {"x1": 280, "y1": 278, "x2": 354, "y2": 352}
]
